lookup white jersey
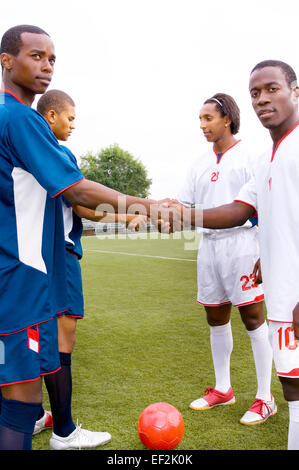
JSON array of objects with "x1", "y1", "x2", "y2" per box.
[
  {"x1": 178, "y1": 139, "x2": 257, "y2": 237},
  {"x1": 236, "y1": 122, "x2": 299, "y2": 323},
  {"x1": 62, "y1": 202, "x2": 74, "y2": 245}
]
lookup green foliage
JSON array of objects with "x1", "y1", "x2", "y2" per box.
[{"x1": 80, "y1": 144, "x2": 152, "y2": 198}]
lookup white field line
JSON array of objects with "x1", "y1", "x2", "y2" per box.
[{"x1": 85, "y1": 249, "x2": 196, "y2": 262}]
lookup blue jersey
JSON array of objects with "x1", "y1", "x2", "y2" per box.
[
  {"x1": 61, "y1": 146, "x2": 83, "y2": 260},
  {"x1": 0, "y1": 90, "x2": 84, "y2": 334}
]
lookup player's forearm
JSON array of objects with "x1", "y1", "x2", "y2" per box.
[
  {"x1": 63, "y1": 179, "x2": 156, "y2": 215},
  {"x1": 190, "y1": 202, "x2": 254, "y2": 229},
  {"x1": 114, "y1": 213, "x2": 134, "y2": 223},
  {"x1": 73, "y1": 205, "x2": 105, "y2": 221},
  {"x1": 73, "y1": 204, "x2": 143, "y2": 224}
]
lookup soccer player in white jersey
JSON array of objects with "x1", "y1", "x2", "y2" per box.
[
  {"x1": 178, "y1": 93, "x2": 275, "y2": 425},
  {"x1": 171, "y1": 60, "x2": 299, "y2": 449}
]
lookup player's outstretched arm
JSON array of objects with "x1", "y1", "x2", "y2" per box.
[
  {"x1": 64, "y1": 180, "x2": 173, "y2": 232},
  {"x1": 201, "y1": 201, "x2": 255, "y2": 229},
  {"x1": 64, "y1": 179, "x2": 155, "y2": 215},
  {"x1": 164, "y1": 200, "x2": 255, "y2": 232},
  {"x1": 73, "y1": 204, "x2": 148, "y2": 231},
  {"x1": 73, "y1": 205, "x2": 104, "y2": 222}
]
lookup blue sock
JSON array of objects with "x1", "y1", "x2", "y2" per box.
[
  {"x1": 37, "y1": 405, "x2": 45, "y2": 421},
  {"x1": 0, "y1": 397, "x2": 41, "y2": 450},
  {"x1": 44, "y1": 352, "x2": 76, "y2": 437}
]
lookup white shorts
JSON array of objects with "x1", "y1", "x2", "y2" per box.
[
  {"x1": 197, "y1": 228, "x2": 264, "y2": 307},
  {"x1": 269, "y1": 321, "x2": 299, "y2": 378}
]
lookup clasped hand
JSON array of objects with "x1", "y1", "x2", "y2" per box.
[{"x1": 151, "y1": 198, "x2": 187, "y2": 233}]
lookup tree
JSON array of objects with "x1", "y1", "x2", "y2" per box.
[{"x1": 80, "y1": 144, "x2": 152, "y2": 198}]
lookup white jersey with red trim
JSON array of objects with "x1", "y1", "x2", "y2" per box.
[
  {"x1": 178, "y1": 139, "x2": 257, "y2": 236},
  {"x1": 236, "y1": 122, "x2": 299, "y2": 322}
]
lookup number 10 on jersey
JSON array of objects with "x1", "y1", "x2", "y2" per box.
[{"x1": 278, "y1": 326, "x2": 298, "y2": 350}]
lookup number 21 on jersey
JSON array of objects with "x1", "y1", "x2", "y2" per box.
[{"x1": 211, "y1": 171, "x2": 219, "y2": 182}]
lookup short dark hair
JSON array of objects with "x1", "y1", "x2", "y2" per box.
[
  {"x1": 0, "y1": 25, "x2": 49, "y2": 56},
  {"x1": 37, "y1": 89, "x2": 75, "y2": 116},
  {"x1": 251, "y1": 60, "x2": 297, "y2": 88},
  {"x1": 204, "y1": 93, "x2": 240, "y2": 135}
]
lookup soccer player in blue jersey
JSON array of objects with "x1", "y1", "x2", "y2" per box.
[
  {"x1": 33, "y1": 89, "x2": 147, "y2": 449},
  {"x1": 0, "y1": 24, "x2": 166, "y2": 450}
]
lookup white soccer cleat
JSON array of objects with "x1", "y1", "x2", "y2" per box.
[
  {"x1": 189, "y1": 387, "x2": 235, "y2": 410},
  {"x1": 240, "y1": 395, "x2": 277, "y2": 425},
  {"x1": 50, "y1": 425, "x2": 111, "y2": 450},
  {"x1": 33, "y1": 410, "x2": 53, "y2": 435}
]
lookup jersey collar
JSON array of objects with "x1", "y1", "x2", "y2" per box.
[
  {"x1": 213, "y1": 139, "x2": 241, "y2": 165},
  {"x1": 0, "y1": 89, "x2": 25, "y2": 104},
  {"x1": 271, "y1": 121, "x2": 299, "y2": 162}
]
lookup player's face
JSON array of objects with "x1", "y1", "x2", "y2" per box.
[
  {"x1": 8, "y1": 32, "x2": 55, "y2": 94},
  {"x1": 51, "y1": 105, "x2": 76, "y2": 141},
  {"x1": 249, "y1": 66, "x2": 299, "y2": 130},
  {"x1": 199, "y1": 103, "x2": 230, "y2": 143}
]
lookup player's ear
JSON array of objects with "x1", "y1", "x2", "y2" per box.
[
  {"x1": 45, "y1": 109, "x2": 58, "y2": 125},
  {"x1": 292, "y1": 85, "x2": 299, "y2": 100},
  {"x1": 0, "y1": 53, "x2": 13, "y2": 71},
  {"x1": 224, "y1": 116, "x2": 231, "y2": 129}
]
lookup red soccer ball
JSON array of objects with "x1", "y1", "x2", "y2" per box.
[{"x1": 137, "y1": 402, "x2": 185, "y2": 450}]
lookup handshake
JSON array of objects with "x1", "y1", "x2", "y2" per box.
[
  {"x1": 126, "y1": 199, "x2": 199, "y2": 234},
  {"x1": 102, "y1": 197, "x2": 198, "y2": 234},
  {"x1": 124, "y1": 199, "x2": 187, "y2": 233},
  {"x1": 150, "y1": 198, "x2": 191, "y2": 234}
]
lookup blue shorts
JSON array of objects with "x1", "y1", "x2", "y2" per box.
[
  {"x1": 57, "y1": 250, "x2": 84, "y2": 319},
  {"x1": 0, "y1": 317, "x2": 60, "y2": 386}
]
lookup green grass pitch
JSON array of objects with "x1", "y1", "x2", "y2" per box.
[{"x1": 33, "y1": 232, "x2": 288, "y2": 450}]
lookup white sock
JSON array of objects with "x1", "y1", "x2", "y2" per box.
[
  {"x1": 288, "y1": 401, "x2": 299, "y2": 450},
  {"x1": 210, "y1": 322, "x2": 233, "y2": 393},
  {"x1": 247, "y1": 321, "x2": 273, "y2": 402}
]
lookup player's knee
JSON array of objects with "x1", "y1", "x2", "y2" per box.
[
  {"x1": 242, "y1": 316, "x2": 262, "y2": 331},
  {"x1": 58, "y1": 316, "x2": 77, "y2": 353},
  {"x1": 2, "y1": 379, "x2": 42, "y2": 403},
  {"x1": 68, "y1": 331, "x2": 76, "y2": 352},
  {"x1": 58, "y1": 330, "x2": 76, "y2": 353},
  {"x1": 279, "y1": 377, "x2": 299, "y2": 401},
  {"x1": 205, "y1": 305, "x2": 231, "y2": 326},
  {"x1": 239, "y1": 303, "x2": 264, "y2": 331}
]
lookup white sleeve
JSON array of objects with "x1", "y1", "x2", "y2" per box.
[
  {"x1": 176, "y1": 165, "x2": 196, "y2": 207},
  {"x1": 235, "y1": 175, "x2": 258, "y2": 212}
]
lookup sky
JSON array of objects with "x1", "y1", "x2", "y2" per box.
[{"x1": 2, "y1": 0, "x2": 299, "y2": 199}]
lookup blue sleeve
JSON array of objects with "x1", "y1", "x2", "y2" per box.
[
  {"x1": 60, "y1": 146, "x2": 81, "y2": 208},
  {"x1": 60, "y1": 145, "x2": 80, "y2": 171},
  {"x1": 7, "y1": 108, "x2": 84, "y2": 198}
]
